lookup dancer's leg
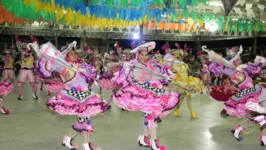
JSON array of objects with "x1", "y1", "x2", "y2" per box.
[
  {"x1": 29, "y1": 70, "x2": 38, "y2": 99},
  {"x1": 81, "y1": 131, "x2": 89, "y2": 144},
  {"x1": 174, "y1": 93, "x2": 185, "y2": 117},
  {"x1": 40, "y1": 81, "x2": 44, "y2": 91},
  {"x1": 231, "y1": 119, "x2": 253, "y2": 141},
  {"x1": 18, "y1": 81, "x2": 24, "y2": 100},
  {"x1": 9, "y1": 70, "x2": 15, "y2": 85},
  {"x1": 260, "y1": 127, "x2": 266, "y2": 146},
  {"x1": 68, "y1": 130, "x2": 78, "y2": 138},
  {"x1": 186, "y1": 93, "x2": 198, "y2": 119},
  {"x1": 147, "y1": 115, "x2": 165, "y2": 150},
  {"x1": 138, "y1": 113, "x2": 151, "y2": 147},
  {"x1": 0, "y1": 97, "x2": 9, "y2": 114}
]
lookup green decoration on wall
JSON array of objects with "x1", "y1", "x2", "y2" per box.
[
  {"x1": 191, "y1": 11, "x2": 198, "y2": 20},
  {"x1": 91, "y1": 0, "x2": 99, "y2": 5},
  {"x1": 106, "y1": 0, "x2": 114, "y2": 8},
  {"x1": 120, "y1": 0, "x2": 128, "y2": 9},
  {"x1": 179, "y1": 0, "x2": 187, "y2": 8},
  {"x1": 182, "y1": 10, "x2": 189, "y2": 18}
]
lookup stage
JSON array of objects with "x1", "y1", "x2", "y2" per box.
[{"x1": 0, "y1": 83, "x2": 262, "y2": 150}]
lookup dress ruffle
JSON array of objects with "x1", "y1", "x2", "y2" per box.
[
  {"x1": 47, "y1": 93, "x2": 109, "y2": 116},
  {"x1": 0, "y1": 82, "x2": 13, "y2": 96},
  {"x1": 113, "y1": 84, "x2": 179, "y2": 115},
  {"x1": 224, "y1": 85, "x2": 262, "y2": 118},
  {"x1": 44, "y1": 79, "x2": 64, "y2": 93}
]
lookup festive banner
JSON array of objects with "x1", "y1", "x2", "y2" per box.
[
  {"x1": 0, "y1": 0, "x2": 265, "y2": 33},
  {"x1": 221, "y1": 0, "x2": 238, "y2": 16}
]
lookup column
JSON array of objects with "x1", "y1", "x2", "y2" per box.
[
  {"x1": 140, "y1": 24, "x2": 143, "y2": 41},
  {"x1": 253, "y1": 35, "x2": 257, "y2": 55}
]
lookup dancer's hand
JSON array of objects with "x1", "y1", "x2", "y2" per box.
[
  {"x1": 46, "y1": 61, "x2": 51, "y2": 71},
  {"x1": 29, "y1": 42, "x2": 39, "y2": 52},
  {"x1": 123, "y1": 62, "x2": 132, "y2": 70}
]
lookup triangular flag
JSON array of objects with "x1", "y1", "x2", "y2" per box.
[{"x1": 221, "y1": 0, "x2": 238, "y2": 16}]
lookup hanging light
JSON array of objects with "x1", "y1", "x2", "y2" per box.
[
  {"x1": 205, "y1": 22, "x2": 218, "y2": 32},
  {"x1": 132, "y1": 33, "x2": 140, "y2": 39}
]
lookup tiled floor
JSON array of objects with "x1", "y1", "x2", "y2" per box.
[{"x1": 0, "y1": 83, "x2": 264, "y2": 150}]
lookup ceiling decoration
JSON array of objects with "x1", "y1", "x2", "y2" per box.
[{"x1": 0, "y1": 0, "x2": 265, "y2": 34}]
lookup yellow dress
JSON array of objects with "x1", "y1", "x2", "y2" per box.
[{"x1": 170, "y1": 62, "x2": 204, "y2": 95}]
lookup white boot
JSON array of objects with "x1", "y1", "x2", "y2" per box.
[
  {"x1": 62, "y1": 136, "x2": 77, "y2": 150},
  {"x1": 231, "y1": 126, "x2": 244, "y2": 141},
  {"x1": 138, "y1": 135, "x2": 150, "y2": 147},
  {"x1": 260, "y1": 135, "x2": 266, "y2": 146},
  {"x1": 151, "y1": 139, "x2": 166, "y2": 150},
  {"x1": 82, "y1": 143, "x2": 91, "y2": 150},
  {"x1": 32, "y1": 93, "x2": 38, "y2": 100},
  {"x1": 82, "y1": 143, "x2": 101, "y2": 150}
]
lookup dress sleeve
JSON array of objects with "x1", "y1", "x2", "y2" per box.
[
  {"x1": 246, "y1": 101, "x2": 266, "y2": 114},
  {"x1": 113, "y1": 62, "x2": 131, "y2": 88},
  {"x1": 15, "y1": 35, "x2": 23, "y2": 52},
  {"x1": 80, "y1": 63, "x2": 97, "y2": 84},
  {"x1": 38, "y1": 58, "x2": 67, "y2": 78},
  {"x1": 244, "y1": 63, "x2": 262, "y2": 77}
]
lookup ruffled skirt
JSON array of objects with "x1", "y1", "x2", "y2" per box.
[
  {"x1": 224, "y1": 85, "x2": 262, "y2": 118},
  {"x1": 210, "y1": 85, "x2": 238, "y2": 102},
  {"x1": 171, "y1": 76, "x2": 204, "y2": 93},
  {"x1": 0, "y1": 82, "x2": 13, "y2": 96},
  {"x1": 98, "y1": 72, "x2": 120, "y2": 90},
  {"x1": 113, "y1": 84, "x2": 179, "y2": 116},
  {"x1": 47, "y1": 89, "x2": 109, "y2": 117},
  {"x1": 44, "y1": 79, "x2": 64, "y2": 93}
]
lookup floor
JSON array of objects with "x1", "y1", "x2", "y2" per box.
[{"x1": 0, "y1": 83, "x2": 265, "y2": 150}]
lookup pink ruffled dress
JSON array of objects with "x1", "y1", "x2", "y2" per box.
[
  {"x1": 112, "y1": 59, "x2": 180, "y2": 117},
  {"x1": 209, "y1": 62, "x2": 265, "y2": 118},
  {"x1": 98, "y1": 72, "x2": 120, "y2": 90},
  {"x1": 44, "y1": 72, "x2": 64, "y2": 93},
  {"x1": 38, "y1": 59, "x2": 109, "y2": 132},
  {"x1": 98, "y1": 62, "x2": 122, "y2": 90},
  {"x1": 0, "y1": 81, "x2": 13, "y2": 97}
]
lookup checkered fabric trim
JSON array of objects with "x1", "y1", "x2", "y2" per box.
[
  {"x1": 143, "y1": 113, "x2": 150, "y2": 117},
  {"x1": 67, "y1": 90, "x2": 91, "y2": 101},
  {"x1": 77, "y1": 116, "x2": 91, "y2": 123}
]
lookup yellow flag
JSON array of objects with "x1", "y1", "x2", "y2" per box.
[{"x1": 143, "y1": 13, "x2": 149, "y2": 22}]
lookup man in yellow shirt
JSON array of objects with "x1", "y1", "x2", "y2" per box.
[
  {"x1": 15, "y1": 34, "x2": 38, "y2": 100},
  {"x1": 2, "y1": 46, "x2": 16, "y2": 85}
]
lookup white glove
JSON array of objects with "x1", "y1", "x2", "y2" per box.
[{"x1": 67, "y1": 41, "x2": 77, "y2": 50}]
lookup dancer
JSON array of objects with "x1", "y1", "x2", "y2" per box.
[
  {"x1": 166, "y1": 49, "x2": 204, "y2": 119},
  {"x1": 208, "y1": 46, "x2": 242, "y2": 116},
  {"x1": 0, "y1": 81, "x2": 13, "y2": 115},
  {"x1": 201, "y1": 64, "x2": 211, "y2": 93},
  {"x1": 2, "y1": 46, "x2": 16, "y2": 85},
  {"x1": 112, "y1": 41, "x2": 180, "y2": 150},
  {"x1": 15, "y1": 34, "x2": 38, "y2": 100},
  {"x1": 33, "y1": 41, "x2": 108, "y2": 150},
  {"x1": 203, "y1": 46, "x2": 266, "y2": 146}
]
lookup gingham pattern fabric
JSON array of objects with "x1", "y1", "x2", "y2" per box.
[
  {"x1": 67, "y1": 90, "x2": 91, "y2": 101},
  {"x1": 77, "y1": 116, "x2": 91, "y2": 123},
  {"x1": 143, "y1": 113, "x2": 150, "y2": 117}
]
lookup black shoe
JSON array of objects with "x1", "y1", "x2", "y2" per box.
[
  {"x1": 33, "y1": 93, "x2": 38, "y2": 100},
  {"x1": 18, "y1": 96, "x2": 23, "y2": 100}
]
